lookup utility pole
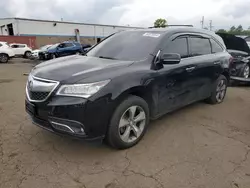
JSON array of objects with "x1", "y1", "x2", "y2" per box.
[
  {"x1": 209, "y1": 20, "x2": 213, "y2": 31},
  {"x1": 201, "y1": 16, "x2": 204, "y2": 29}
]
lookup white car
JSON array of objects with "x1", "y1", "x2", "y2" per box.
[
  {"x1": 10, "y1": 43, "x2": 32, "y2": 58},
  {"x1": 0, "y1": 41, "x2": 15, "y2": 63},
  {"x1": 31, "y1": 44, "x2": 52, "y2": 59}
]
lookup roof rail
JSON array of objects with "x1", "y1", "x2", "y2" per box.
[{"x1": 148, "y1": 25, "x2": 193, "y2": 28}]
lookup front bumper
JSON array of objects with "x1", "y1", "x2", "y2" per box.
[
  {"x1": 25, "y1": 96, "x2": 112, "y2": 141},
  {"x1": 38, "y1": 52, "x2": 49, "y2": 60}
]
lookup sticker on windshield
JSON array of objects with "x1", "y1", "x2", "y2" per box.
[{"x1": 143, "y1": 33, "x2": 161, "y2": 38}]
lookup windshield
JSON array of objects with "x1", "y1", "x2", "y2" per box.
[
  {"x1": 4, "y1": 42, "x2": 10, "y2": 47},
  {"x1": 40, "y1": 45, "x2": 52, "y2": 50},
  {"x1": 48, "y1": 43, "x2": 59, "y2": 49},
  {"x1": 87, "y1": 30, "x2": 164, "y2": 61}
]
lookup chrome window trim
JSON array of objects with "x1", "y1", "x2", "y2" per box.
[{"x1": 26, "y1": 75, "x2": 60, "y2": 103}]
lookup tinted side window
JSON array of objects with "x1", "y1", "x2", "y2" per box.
[
  {"x1": 11, "y1": 45, "x2": 18, "y2": 48},
  {"x1": 64, "y1": 43, "x2": 74, "y2": 47},
  {"x1": 189, "y1": 37, "x2": 211, "y2": 56},
  {"x1": 0, "y1": 44, "x2": 2, "y2": 47},
  {"x1": 74, "y1": 42, "x2": 81, "y2": 47},
  {"x1": 210, "y1": 39, "x2": 223, "y2": 53},
  {"x1": 165, "y1": 37, "x2": 188, "y2": 58},
  {"x1": 18, "y1": 45, "x2": 25, "y2": 48}
]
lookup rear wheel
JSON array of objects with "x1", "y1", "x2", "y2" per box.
[
  {"x1": 206, "y1": 75, "x2": 227, "y2": 104},
  {"x1": 0, "y1": 53, "x2": 9, "y2": 63},
  {"x1": 106, "y1": 95, "x2": 149, "y2": 149}
]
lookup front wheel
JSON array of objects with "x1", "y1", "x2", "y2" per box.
[
  {"x1": 0, "y1": 53, "x2": 9, "y2": 63},
  {"x1": 24, "y1": 51, "x2": 31, "y2": 58},
  {"x1": 106, "y1": 95, "x2": 149, "y2": 149},
  {"x1": 51, "y1": 54, "x2": 56, "y2": 59},
  {"x1": 242, "y1": 64, "x2": 250, "y2": 78},
  {"x1": 206, "y1": 75, "x2": 228, "y2": 104}
]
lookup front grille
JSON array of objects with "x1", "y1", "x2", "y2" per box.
[
  {"x1": 26, "y1": 75, "x2": 59, "y2": 102},
  {"x1": 29, "y1": 91, "x2": 50, "y2": 101}
]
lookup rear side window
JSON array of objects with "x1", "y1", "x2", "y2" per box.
[
  {"x1": 0, "y1": 44, "x2": 2, "y2": 47},
  {"x1": 64, "y1": 43, "x2": 74, "y2": 47},
  {"x1": 74, "y1": 42, "x2": 81, "y2": 47},
  {"x1": 18, "y1": 45, "x2": 25, "y2": 48},
  {"x1": 164, "y1": 37, "x2": 188, "y2": 58},
  {"x1": 210, "y1": 39, "x2": 223, "y2": 53},
  {"x1": 189, "y1": 37, "x2": 211, "y2": 56}
]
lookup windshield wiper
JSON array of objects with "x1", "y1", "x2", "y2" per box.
[{"x1": 98, "y1": 56, "x2": 117, "y2": 60}]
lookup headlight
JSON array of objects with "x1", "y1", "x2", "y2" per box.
[{"x1": 56, "y1": 80, "x2": 110, "y2": 98}]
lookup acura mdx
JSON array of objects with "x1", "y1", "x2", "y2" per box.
[{"x1": 25, "y1": 28, "x2": 231, "y2": 149}]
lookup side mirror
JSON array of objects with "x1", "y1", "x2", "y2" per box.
[{"x1": 160, "y1": 53, "x2": 181, "y2": 64}]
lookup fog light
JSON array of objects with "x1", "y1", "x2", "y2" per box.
[{"x1": 49, "y1": 117, "x2": 85, "y2": 135}]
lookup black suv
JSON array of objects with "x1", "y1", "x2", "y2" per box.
[{"x1": 25, "y1": 28, "x2": 231, "y2": 149}]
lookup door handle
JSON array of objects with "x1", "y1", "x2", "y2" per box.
[
  {"x1": 214, "y1": 61, "x2": 221, "y2": 65},
  {"x1": 186, "y1": 67, "x2": 196, "y2": 72}
]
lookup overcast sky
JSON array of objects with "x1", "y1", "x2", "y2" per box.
[{"x1": 0, "y1": 0, "x2": 250, "y2": 30}]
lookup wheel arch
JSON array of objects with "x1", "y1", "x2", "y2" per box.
[
  {"x1": 222, "y1": 71, "x2": 230, "y2": 82},
  {"x1": 113, "y1": 86, "x2": 156, "y2": 118},
  {"x1": 0, "y1": 52, "x2": 9, "y2": 57}
]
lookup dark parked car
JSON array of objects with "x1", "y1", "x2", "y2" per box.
[
  {"x1": 217, "y1": 33, "x2": 250, "y2": 82},
  {"x1": 38, "y1": 43, "x2": 59, "y2": 60},
  {"x1": 81, "y1": 44, "x2": 92, "y2": 54},
  {"x1": 39, "y1": 41, "x2": 83, "y2": 60},
  {"x1": 25, "y1": 28, "x2": 230, "y2": 149}
]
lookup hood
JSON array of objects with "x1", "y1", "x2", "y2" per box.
[
  {"x1": 216, "y1": 33, "x2": 250, "y2": 54},
  {"x1": 32, "y1": 49, "x2": 40, "y2": 53},
  {"x1": 31, "y1": 55, "x2": 134, "y2": 83}
]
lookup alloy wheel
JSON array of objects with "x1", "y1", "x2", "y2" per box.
[
  {"x1": 26, "y1": 52, "x2": 31, "y2": 58},
  {"x1": 0, "y1": 54, "x2": 8, "y2": 63},
  {"x1": 119, "y1": 106, "x2": 146, "y2": 143},
  {"x1": 243, "y1": 65, "x2": 249, "y2": 78},
  {"x1": 216, "y1": 79, "x2": 226, "y2": 103}
]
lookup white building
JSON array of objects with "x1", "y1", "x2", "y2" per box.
[{"x1": 0, "y1": 17, "x2": 141, "y2": 47}]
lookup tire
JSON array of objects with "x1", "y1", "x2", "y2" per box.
[
  {"x1": 0, "y1": 53, "x2": 9, "y2": 63},
  {"x1": 24, "y1": 51, "x2": 31, "y2": 58},
  {"x1": 106, "y1": 95, "x2": 149, "y2": 149},
  {"x1": 51, "y1": 54, "x2": 56, "y2": 59},
  {"x1": 241, "y1": 64, "x2": 250, "y2": 78},
  {"x1": 206, "y1": 75, "x2": 228, "y2": 104}
]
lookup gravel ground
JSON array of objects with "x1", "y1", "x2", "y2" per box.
[{"x1": 0, "y1": 60, "x2": 250, "y2": 188}]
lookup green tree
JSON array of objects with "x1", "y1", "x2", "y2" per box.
[
  {"x1": 236, "y1": 25, "x2": 243, "y2": 32},
  {"x1": 230, "y1": 26, "x2": 236, "y2": 32},
  {"x1": 154, "y1": 18, "x2": 167, "y2": 28},
  {"x1": 217, "y1": 29, "x2": 227, "y2": 33}
]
